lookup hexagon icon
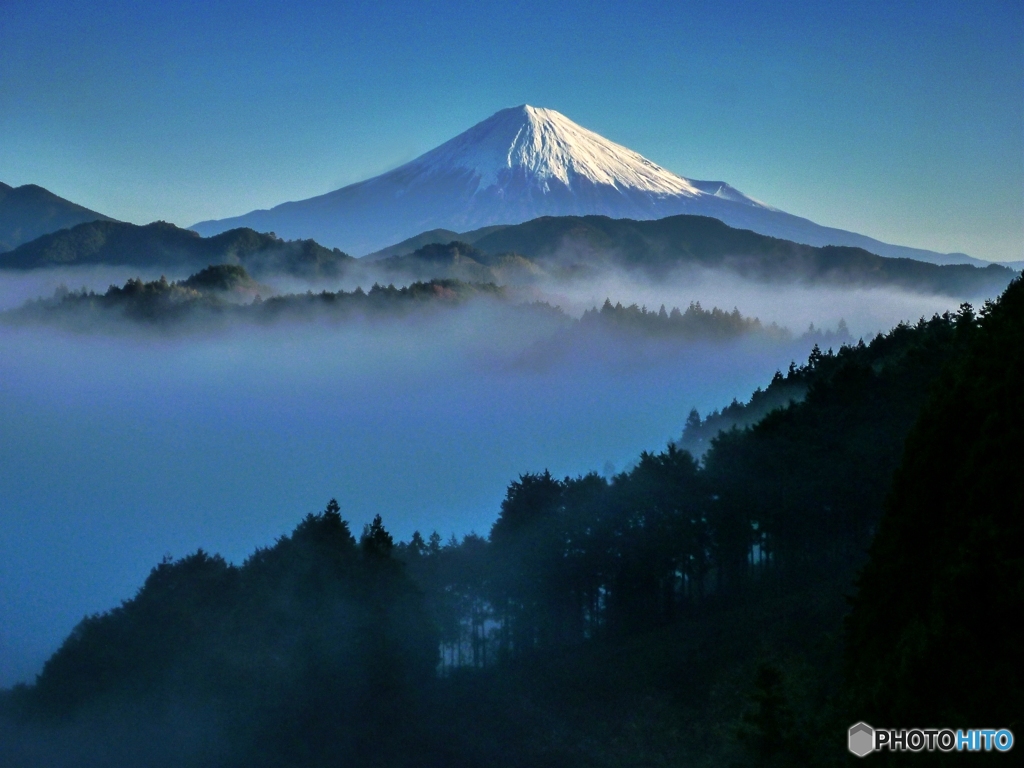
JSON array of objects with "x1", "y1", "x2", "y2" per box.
[{"x1": 848, "y1": 722, "x2": 875, "y2": 757}]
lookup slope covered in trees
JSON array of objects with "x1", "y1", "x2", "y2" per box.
[
  {"x1": 3, "y1": 278, "x2": 1021, "y2": 766},
  {"x1": 2, "y1": 507, "x2": 441, "y2": 767},
  {"x1": 4, "y1": 266, "x2": 803, "y2": 351},
  {"x1": 366, "y1": 217, "x2": 1014, "y2": 296},
  {"x1": 463, "y1": 215, "x2": 1014, "y2": 297},
  {"x1": 844, "y1": 277, "x2": 1024, "y2": 741},
  {"x1": 401, "y1": 304, "x2": 978, "y2": 666},
  {"x1": 375, "y1": 241, "x2": 546, "y2": 284},
  {"x1": 4, "y1": 270, "x2": 505, "y2": 328},
  {"x1": 0, "y1": 219, "x2": 353, "y2": 277}
]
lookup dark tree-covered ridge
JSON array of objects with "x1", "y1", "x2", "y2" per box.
[
  {"x1": 10, "y1": 502, "x2": 438, "y2": 767},
  {"x1": 466, "y1": 215, "x2": 1014, "y2": 297},
  {"x1": 4, "y1": 271, "x2": 506, "y2": 328},
  {"x1": 5, "y1": 279, "x2": 1022, "y2": 767},
  {"x1": 844, "y1": 277, "x2": 1024, "y2": 736},
  {"x1": 398, "y1": 305, "x2": 977, "y2": 669},
  {"x1": 5, "y1": 266, "x2": 809, "y2": 348}
]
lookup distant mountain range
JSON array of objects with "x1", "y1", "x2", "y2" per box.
[
  {"x1": 371, "y1": 215, "x2": 1015, "y2": 298},
  {"x1": 0, "y1": 182, "x2": 114, "y2": 252},
  {"x1": 2, "y1": 215, "x2": 1013, "y2": 300},
  {"x1": 190, "y1": 105, "x2": 987, "y2": 266},
  {"x1": 0, "y1": 219, "x2": 353, "y2": 277}
]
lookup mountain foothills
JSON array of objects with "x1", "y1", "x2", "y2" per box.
[
  {"x1": 1, "y1": 215, "x2": 1014, "y2": 299},
  {"x1": 377, "y1": 216, "x2": 1014, "y2": 297},
  {"x1": 3, "y1": 270, "x2": 1020, "y2": 765},
  {"x1": 191, "y1": 106, "x2": 984, "y2": 266},
  {"x1": 0, "y1": 182, "x2": 113, "y2": 253},
  {"x1": 0, "y1": 219, "x2": 353, "y2": 277}
]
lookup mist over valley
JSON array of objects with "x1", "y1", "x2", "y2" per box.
[
  {"x1": 2, "y1": 22, "x2": 1021, "y2": 760},
  {"x1": 1, "y1": 260, "x2": 885, "y2": 686},
  {"x1": 0, "y1": 200, "x2": 1003, "y2": 690}
]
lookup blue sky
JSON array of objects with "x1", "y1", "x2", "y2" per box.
[{"x1": 1, "y1": 0, "x2": 1021, "y2": 261}]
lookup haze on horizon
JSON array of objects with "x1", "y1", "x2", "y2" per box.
[
  {"x1": 0, "y1": 256, "x2": 976, "y2": 688},
  {"x1": 1, "y1": 0, "x2": 1021, "y2": 263}
]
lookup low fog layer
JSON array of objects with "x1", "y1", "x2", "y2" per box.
[
  {"x1": 0, "y1": 266, "x2": 196, "y2": 311},
  {"x1": 520, "y1": 266, "x2": 970, "y2": 339},
  {"x1": 3, "y1": 258, "x2": 973, "y2": 338},
  {"x1": 0, "y1": 268, "x2": 970, "y2": 686}
]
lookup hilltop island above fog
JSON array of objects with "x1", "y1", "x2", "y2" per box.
[{"x1": 9, "y1": 264, "x2": 838, "y2": 353}]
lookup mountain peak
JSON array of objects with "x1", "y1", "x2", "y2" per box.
[
  {"x1": 400, "y1": 105, "x2": 704, "y2": 197},
  {"x1": 0, "y1": 182, "x2": 115, "y2": 253},
  {"x1": 190, "y1": 108, "x2": 983, "y2": 266}
]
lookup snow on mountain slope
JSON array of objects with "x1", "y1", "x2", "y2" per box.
[
  {"x1": 402, "y1": 105, "x2": 706, "y2": 196},
  {"x1": 191, "y1": 106, "x2": 982, "y2": 266}
]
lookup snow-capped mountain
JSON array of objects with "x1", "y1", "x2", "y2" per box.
[
  {"x1": 192, "y1": 106, "x2": 980, "y2": 265},
  {"x1": 400, "y1": 105, "x2": 751, "y2": 202}
]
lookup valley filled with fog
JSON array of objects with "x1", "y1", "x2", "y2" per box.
[
  {"x1": 0, "y1": 266, "x2": 970, "y2": 686},
  {"x1": 4, "y1": 6, "x2": 1020, "y2": 761}
]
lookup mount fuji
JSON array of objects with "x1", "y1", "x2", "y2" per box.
[{"x1": 192, "y1": 106, "x2": 980, "y2": 265}]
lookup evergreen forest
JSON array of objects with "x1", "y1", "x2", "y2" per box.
[{"x1": 1, "y1": 275, "x2": 1021, "y2": 767}]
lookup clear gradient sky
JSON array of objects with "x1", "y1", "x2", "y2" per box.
[{"x1": 1, "y1": 0, "x2": 1021, "y2": 261}]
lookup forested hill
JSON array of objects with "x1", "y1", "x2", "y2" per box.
[
  {"x1": 0, "y1": 219, "x2": 353, "y2": 277},
  {"x1": 5, "y1": 510, "x2": 441, "y2": 767},
  {"x1": 6, "y1": 269, "x2": 504, "y2": 328},
  {"x1": 6, "y1": 281, "x2": 1019, "y2": 765},
  {"x1": 402, "y1": 301, "x2": 980, "y2": 664},
  {"x1": 844, "y1": 276, "x2": 1024, "y2": 734},
  {"x1": 5, "y1": 266, "x2": 798, "y2": 349},
  {"x1": 401, "y1": 214, "x2": 1015, "y2": 297}
]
